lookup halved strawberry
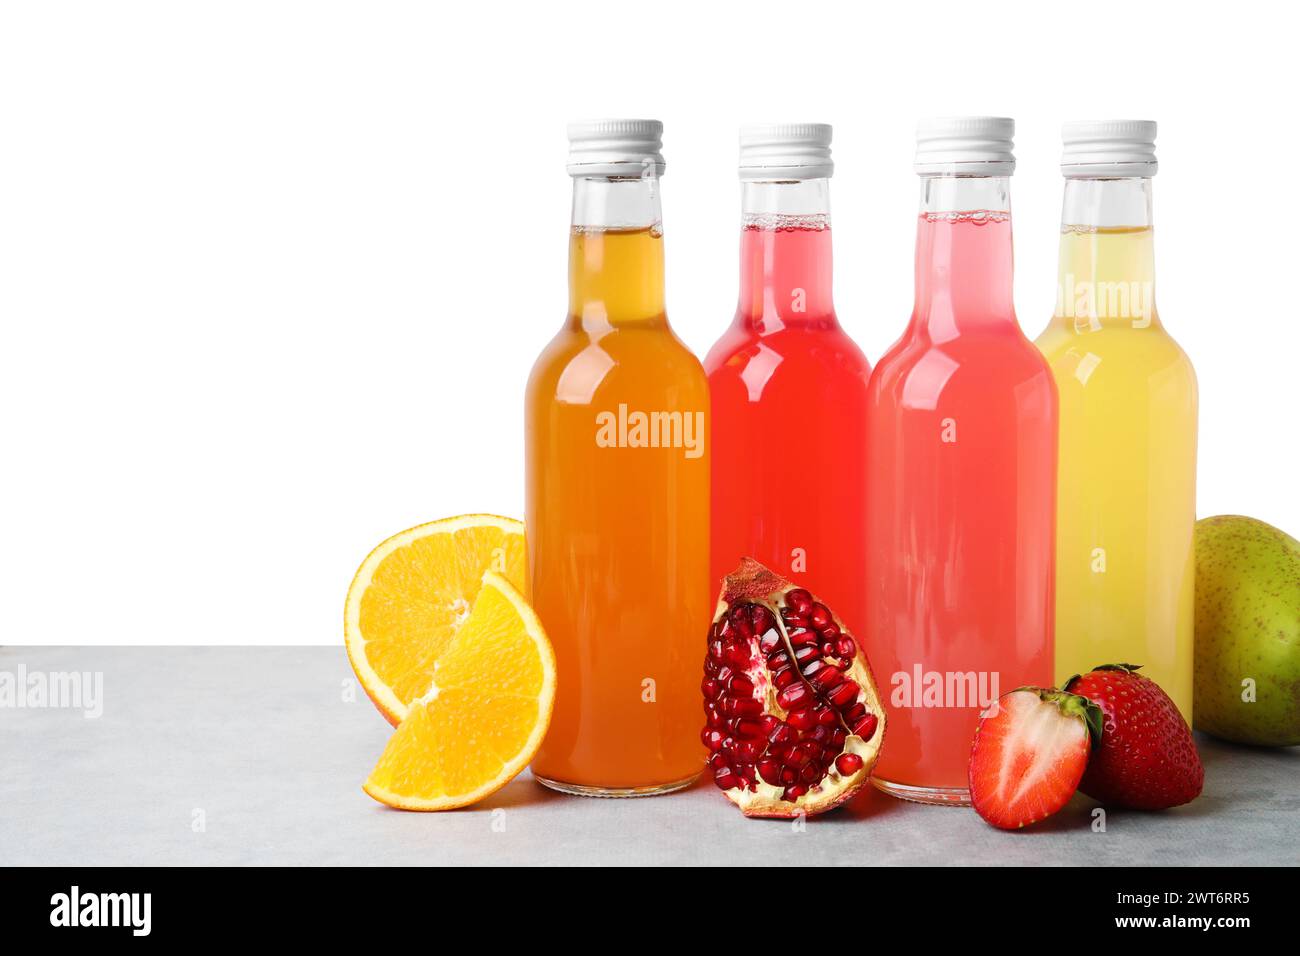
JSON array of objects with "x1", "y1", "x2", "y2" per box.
[{"x1": 968, "y1": 688, "x2": 1102, "y2": 830}]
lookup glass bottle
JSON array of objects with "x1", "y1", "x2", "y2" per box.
[
  {"x1": 705, "y1": 124, "x2": 872, "y2": 640},
  {"x1": 1036, "y1": 121, "x2": 1196, "y2": 718},
  {"x1": 865, "y1": 118, "x2": 1057, "y2": 804},
  {"x1": 526, "y1": 120, "x2": 710, "y2": 795}
]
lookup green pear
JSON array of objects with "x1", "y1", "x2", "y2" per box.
[{"x1": 1194, "y1": 515, "x2": 1300, "y2": 746}]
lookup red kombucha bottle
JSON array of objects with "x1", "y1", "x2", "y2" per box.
[{"x1": 705, "y1": 124, "x2": 872, "y2": 640}]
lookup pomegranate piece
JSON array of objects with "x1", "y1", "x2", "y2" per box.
[{"x1": 701, "y1": 558, "x2": 888, "y2": 818}]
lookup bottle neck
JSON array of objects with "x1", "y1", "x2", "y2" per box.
[
  {"x1": 912, "y1": 175, "x2": 1015, "y2": 341},
  {"x1": 1055, "y1": 177, "x2": 1158, "y2": 330},
  {"x1": 737, "y1": 179, "x2": 835, "y2": 331},
  {"x1": 568, "y1": 175, "x2": 665, "y2": 329}
]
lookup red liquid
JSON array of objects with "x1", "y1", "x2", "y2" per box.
[
  {"x1": 865, "y1": 213, "x2": 1057, "y2": 794},
  {"x1": 705, "y1": 222, "x2": 872, "y2": 638}
]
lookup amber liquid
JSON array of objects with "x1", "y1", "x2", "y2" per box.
[{"x1": 525, "y1": 226, "x2": 710, "y2": 792}]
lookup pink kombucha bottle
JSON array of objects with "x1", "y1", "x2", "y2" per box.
[
  {"x1": 865, "y1": 118, "x2": 1057, "y2": 804},
  {"x1": 705, "y1": 124, "x2": 872, "y2": 637}
]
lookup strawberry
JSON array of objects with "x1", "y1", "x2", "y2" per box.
[
  {"x1": 968, "y1": 687, "x2": 1101, "y2": 830},
  {"x1": 1065, "y1": 664, "x2": 1204, "y2": 810}
]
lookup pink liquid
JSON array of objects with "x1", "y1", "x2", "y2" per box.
[
  {"x1": 705, "y1": 222, "x2": 872, "y2": 638},
  {"x1": 865, "y1": 213, "x2": 1056, "y2": 794}
]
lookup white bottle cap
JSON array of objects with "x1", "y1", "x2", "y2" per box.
[
  {"x1": 914, "y1": 117, "x2": 1015, "y2": 175},
  {"x1": 738, "y1": 123, "x2": 833, "y2": 180},
  {"x1": 566, "y1": 119, "x2": 665, "y2": 177},
  {"x1": 1061, "y1": 120, "x2": 1157, "y2": 177}
]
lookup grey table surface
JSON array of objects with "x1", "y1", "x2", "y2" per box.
[{"x1": 2, "y1": 645, "x2": 1297, "y2": 867}]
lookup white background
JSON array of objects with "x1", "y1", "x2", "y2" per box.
[{"x1": 2, "y1": 1, "x2": 1295, "y2": 645}]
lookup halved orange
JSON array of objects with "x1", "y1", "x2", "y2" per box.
[
  {"x1": 344, "y1": 514, "x2": 526, "y2": 725},
  {"x1": 363, "y1": 570, "x2": 556, "y2": 810}
]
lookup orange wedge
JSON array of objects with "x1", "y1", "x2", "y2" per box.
[
  {"x1": 344, "y1": 514, "x2": 526, "y2": 725},
  {"x1": 363, "y1": 570, "x2": 556, "y2": 810}
]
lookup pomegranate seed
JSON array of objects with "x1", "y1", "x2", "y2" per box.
[
  {"x1": 800, "y1": 763, "x2": 820, "y2": 784},
  {"x1": 831, "y1": 728, "x2": 848, "y2": 749},
  {"x1": 728, "y1": 697, "x2": 765, "y2": 718},
  {"x1": 801, "y1": 659, "x2": 826, "y2": 680},
  {"x1": 773, "y1": 666, "x2": 796, "y2": 690},
  {"x1": 760, "y1": 715, "x2": 780, "y2": 735},
  {"x1": 722, "y1": 643, "x2": 751, "y2": 668},
  {"x1": 759, "y1": 629, "x2": 782, "y2": 654},
  {"x1": 793, "y1": 645, "x2": 819, "y2": 666},
  {"x1": 769, "y1": 723, "x2": 798, "y2": 746},
  {"x1": 708, "y1": 752, "x2": 729, "y2": 771},
  {"x1": 707, "y1": 708, "x2": 725, "y2": 729},
  {"x1": 843, "y1": 702, "x2": 867, "y2": 722},
  {"x1": 728, "y1": 674, "x2": 754, "y2": 696},
  {"x1": 757, "y1": 758, "x2": 783, "y2": 786},
  {"x1": 789, "y1": 629, "x2": 819, "y2": 648},
  {"x1": 701, "y1": 677, "x2": 723, "y2": 700},
  {"x1": 821, "y1": 643, "x2": 836, "y2": 657},
  {"x1": 783, "y1": 784, "x2": 808, "y2": 801},
  {"x1": 836, "y1": 636, "x2": 857, "y2": 658},
  {"x1": 809, "y1": 724, "x2": 832, "y2": 745},
  {"x1": 708, "y1": 640, "x2": 725, "y2": 661},
  {"x1": 811, "y1": 665, "x2": 843, "y2": 690},
  {"x1": 815, "y1": 705, "x2": 839, "y2": 726},
  {"x1": 796, "y1": 740, "x2": 823, "y2": 760},
  {"x1": 733, "y1": 740, "x2": 763, "y2": 763},
  {"x1": 809, "y1": 603, "x2": 831, "y2": 628},
  {"x1": 851, "y1": 713, "x2": 879, "y2": 741},
  {"x1": 714, "y1": 767, "x2": 740, "y2": 790},
  {"x1": 750, "y1": 605, "x2": 775, "y2": 634},
  {"x1": 785, "y1": 748, "x2": 811, "y2": 769},
  {"x1": 780, "y1": 768, "x2": 797, "y2": 785},
  {"x1": 777, "y1": 682, "x2": 814, "y2": 711},
  {"x1": 835, "y1": 753, "x2": 863, "y2": 775},
  {"x1": 783, "y1": 612, "x2": 810, "y2": 629},
  {"x1": 785, "y1": 589, "x2": 812, "y2": 613},
  {"x1": 734, "y1": 717, "x2": 767, "y2": 739},
  {"x1": 786, "y1": 708, "x2": 817, "y2": 731},
  {"x1": 701, "y1": 728, "x2": 725, "y2": 751},
  {"x1": 767, "y1": 650, "x2": 791, "y2": 670},
  {"x1": 828, "y1": 680, "x2": 859, "y2": 708},
  {"x1": 819, "y1": 621, "x2": 840, "y2": 639},
  {"x1": 729, "y1": 605, "x2": 754, "y2": 636}
]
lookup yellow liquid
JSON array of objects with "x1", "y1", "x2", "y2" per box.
[
  {"x1": 1035, "y1": 226, "x2": 1197, "y2": 718},
  {"x1": 525, "y1": 226, "x2": 711, "y2": 791}
]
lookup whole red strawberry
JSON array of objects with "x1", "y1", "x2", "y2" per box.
[{"x1": 1065, "y1": 664, "x2": 1203, "y2": 810}]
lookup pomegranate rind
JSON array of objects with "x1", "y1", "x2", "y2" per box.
[{"x1": 707, "y1": 558, "x2": 888, "y2": 818}]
